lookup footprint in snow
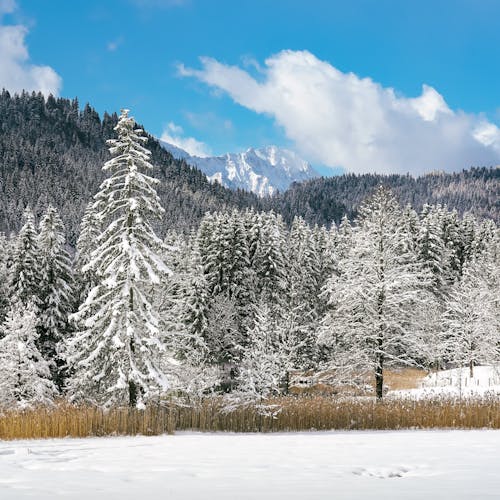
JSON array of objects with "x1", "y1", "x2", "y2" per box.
[{"x1": 352, "y1": 466, "x2": 411, "y2": 479}]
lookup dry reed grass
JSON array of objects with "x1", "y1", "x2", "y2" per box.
[
  {"x1": 382, "y1": 368, "x2": 429, "y2": 390},
  {"x1": 2, "y1": 395, "x2": 500, "y2": 440}
]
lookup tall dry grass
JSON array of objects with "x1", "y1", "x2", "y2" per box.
[{"x1": 2, "y1": 395, "x2": 500, "y2": 440}]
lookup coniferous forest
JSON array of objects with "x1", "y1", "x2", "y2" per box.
[
  {"x1": 0, "y1": 104, "x2": 498, "y2": 412},
  {"x1": 1, "y1": 91, "x2": 498, "y2": 243}
]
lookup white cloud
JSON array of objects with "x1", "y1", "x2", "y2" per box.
[
  {"x1": 179, "y1": 50, "x2": 500, "y2": 175},
  {"x1": 0, "y1": 20, "x2": 62, "y2": 95},
  {"x1": 160, "y1": 122, "x2": 212, "y2": 157}
]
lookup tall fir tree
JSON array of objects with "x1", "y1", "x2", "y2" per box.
[
  {"x1": 0, "y1": 232, "x2": 13, "y2": 322},
  {"x1": 38, "y1": 205, "x2": 75, "y2": 385},
  {"x1": 10, "y1": 207, "x2": 42, "y2": 308},
  {"x1": 66, "y1": 109, "x2": 171, "y2": 408},
  {"x1": 74, "y1": 201, "x2": 101, "y2": 304}
]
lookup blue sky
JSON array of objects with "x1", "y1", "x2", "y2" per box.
[{"x1": 1, "y1": 0, "x2": 499, "y2": 175}]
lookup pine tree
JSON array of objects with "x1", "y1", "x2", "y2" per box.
[
  {"x1": 0, "y1": 302, "x2": 57, "y2": 408},
  {"x1": 286, "y1": 216, "x2": 319, "y2": 365},
  {"x1": 74, "y1": 201, "x2": 101, "y2": 304},
  {"x1": 38, "y1": 205, "x2": 74, "y2": 383},
  {"x1": 319, "y1": 187, "x2": 434, "y2": 398},
  {"x1": 0, "y1": 232, "x2": 13, "y2": 322},
  {"x1": 251, "y1": 211, "x2": 287, "y2": 309},
  {"x1": 234, "y1": 304, "x2": 284, "y2": 402},
  {"x1": 418, "y1": 204, "x2": 449, "y2": 294},
  {"x1": 234, "y1": 302, "x2": 306, "y2": 402},
  {"x1": 66, "y1": 109, "x2": 171, "y2": 408},
  {"x1": 10, "y1": 207, "x2": 42, "y2": 307}
]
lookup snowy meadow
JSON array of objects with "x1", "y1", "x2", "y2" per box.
[{"x1": 2, "y1": 431, "x2": 500, "y2": 500}]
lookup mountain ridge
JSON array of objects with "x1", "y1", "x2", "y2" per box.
[
  {"x1": 160, "y1": 141, "x2": 318, "y2": 196},
  {"x1": 0, "y1": 91, "x2": 498, "y2": 244}
]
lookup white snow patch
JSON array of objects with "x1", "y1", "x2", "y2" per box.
[
  {"x1": 1, "y1": 430, "x2": 500, "y2": 499},
  {"x1": 389, "y1": 365, "x2": 500, "y2": 399}
]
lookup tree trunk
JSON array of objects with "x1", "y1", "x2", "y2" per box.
[
  {"x1": 469, "y1": 359, "x2": 474, "y2": 378},
  {"x1": 129, "y1": 380, "x2": 138, "y2": 407},
  {"x1": 375, "y1": 357, "x2": 384, "y2": 399}
]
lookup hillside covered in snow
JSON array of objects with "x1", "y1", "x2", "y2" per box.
[{"x1": 160, "y1": 141, "x2": 319, "y2": 196}]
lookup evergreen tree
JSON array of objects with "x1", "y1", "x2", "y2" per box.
[
  {"x1": 38, "y1": 205, "x2": 74, "y2": 383},
  {"x1": 234, "y1": 304, "x2": 285, "y2": 402},
  {"x1": 10, "y1": 207, "x2": 42, "y2": 307},
  {"x1": 74, "y1": 201, "x2": 101, "y2": 303},
  {"x1": 0, "y1": 232, "x2": 13, "y2": 322},
  {"x1": 251, "y1": 211, "x2": 287, "y2": 309},
  {"x1": 66, "y1": 109, "x2": 171, "y2": 408},
  {"x1": 418, "y1": 204, "x2": 449, "y2": 294},
  {"x1": 0, "y1": 302, "x2": 57, "y2": 408}
]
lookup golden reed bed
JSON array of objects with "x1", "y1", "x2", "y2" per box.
[{"x1": 2, "y1": 395, "x2": 500, "y2": 440}]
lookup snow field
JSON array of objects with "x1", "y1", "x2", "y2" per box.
[
  {"x1": 389, "y1": 365, "x2": 500, "y2": 399},
  {"x1": 1, "y1": 430, "x2": 500, "y2": 499}
]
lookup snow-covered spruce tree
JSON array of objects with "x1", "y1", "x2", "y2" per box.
[
  {"x1": 418, "y1": 204, "x2": 449, "y2": 296},
  {"x1": 319, "y1": 187, "x2": 434, "y2": 399},
  {"x1": 9, "y1": 207, "x2": 42, "y2": 308},
  {"x1": 178, "y1": 248, "x2": 210, "y2": 342},
  {"x1": 0, "y1": 232, "x2": 13, "y2": 323},
  {"x1": 233, "y1": 302, "x2": 306, "y2": 405},
  {"x1": 0, "y1": 302, "x2": 57, "y2": 408},
  {"x1": 74, "y1": 201, "x2": 101, "y2": 304},
  {"x1": 38, "y1": 205, "x2": 74, "y2": 384},
  {"x1": 286, "y1": 216, "x2": 321, "y2": 366},
  {"x1": 251, "y1": 211, "x2": 288, "y2": 310},
  {"x1": 196, "y1": 210, "x2": 256, "y2": 364},
  {"x1": 66, "y1": 109, "x2": 171, "y2": 408},
  {"x1": 440, "y1": 254, "x2": 500, "y2": 377},
  {"x1": 233, "y1": 304, "x2": 283, "y2": 403}
]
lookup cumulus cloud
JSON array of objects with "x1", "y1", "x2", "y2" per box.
[
  {"x1": 179, "y1": 50, "x2": 500, "y2": 175},
  {"x1": 0, "y1": 16, "x2": 62, "y2": 96},
  {"x1": 160, "y1": 122, "x2": 212, "y2": 157}
]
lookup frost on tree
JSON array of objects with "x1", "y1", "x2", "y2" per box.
[
  {"x1": 38, "y1": 205, "x2": 75, "y2": 385},
  {"x1": 0, "y1": 232, "x2": 14, "y2": 322},
  {"x1": 10, "y1": 207, "x2": 42, "y2": 308},
  {"x1": 0, "y1": 302, "x2": 57, "y2": 408},
  {"x1": 75, "y1": 201, "x2": 101, "y2": 304},
  {"x1": 441, "y1": 254, "x2": 500, "y2": 377},
  {"x1": 66, "y1": 109, "x2": 171, "y2": 408},
  {"x1": 232, "y1": 302, "x2": 305, "y2": 407},
  {"x1": 319, "y1": 187, "x2": 434, "y2": 399}
]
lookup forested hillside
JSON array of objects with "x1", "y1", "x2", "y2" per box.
[
  {"x1": 0, "y1": 91, "x2": 261, "y2": 243},
  {"x1": 272, "y1": 167, "x2": 499, "y2": 226},
  {"x1": 0, "y1": 91, "x2": 498, "y2": 245}
]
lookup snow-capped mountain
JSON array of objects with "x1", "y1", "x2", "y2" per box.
[{"x1": 160, "y1": 142, "x2": 319, "y2": 197}]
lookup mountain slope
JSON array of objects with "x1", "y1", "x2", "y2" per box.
[
  {"x1": 270, "y1": 167, "x2": 500, "y2": 226},
  {"x1": 0, "y1": 91, "x2": 262, "y2": 243},
  {"x1": 161, "y1": 142, "x2": 318, "y2": 196},
  {"x1": 0, "y1": 91, "x2": 497, "y2": 244}
]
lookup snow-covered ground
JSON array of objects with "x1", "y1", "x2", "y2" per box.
[
  {"x1": 389, "y1": 365, "x2": 500, "y2": 399},
  {"x1": 2, "y1": 430, "x2": 500, "y2": 499}
]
